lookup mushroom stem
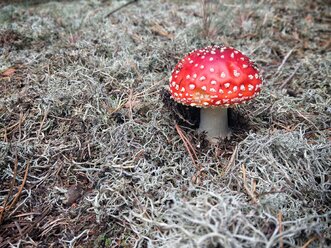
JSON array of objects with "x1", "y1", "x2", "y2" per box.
[{"x1": 199, "y1": 107, "x2": 230, "y2": 139}]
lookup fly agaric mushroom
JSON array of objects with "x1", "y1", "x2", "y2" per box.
[{"x1": 169, "y1": 45, "x2": 263, "y2": 139}]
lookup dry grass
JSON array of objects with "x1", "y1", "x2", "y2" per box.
[{"x1": 0, "y1": 0, "x2": 330, "y2": 247}]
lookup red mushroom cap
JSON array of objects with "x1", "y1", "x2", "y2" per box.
[{"x1": 169, "y1": 45, "x2": 263, "y2": 107}]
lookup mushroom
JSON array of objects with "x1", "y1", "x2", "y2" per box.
[{"x1": 169, "y1": 45, "x2": 263, "y2": 139}]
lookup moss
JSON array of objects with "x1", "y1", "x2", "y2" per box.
[{"x1": 0, "y1": 0, "x2": 330, "y2": 247}]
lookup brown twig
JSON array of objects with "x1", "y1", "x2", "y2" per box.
[
  {"x1": 279, "y1": 63, "x2": 301, "y2": 89},
  {"x1": 0, "y1": 157, "x2": 19, "y2": 224},
  {"x1": 175, "y1": 124, "x2": 203, "y2": 184},
  {"x1": 37, "y1": 108, "x2": 49, "y2": 138},
  {"x1": 0, "y1": 159, "x2": 30, "y2": 224},
  {"x1": 175, "y1": 124, "x2": 198, "y2": 163},
  {"x1": 105, "y1": 0, "x2": 138, "y2": 18},
  {"x1": 0, "y1": 206, "x2": 52, "y2": 248},
  {"x1": 241, "y1": 164, "x2": 257, "y2": 204},
  {"x1": 221, "y1": 145, "x2": 238, "y2": 177},
  {"x1": 278, "y1": 211, "x2": 283, "y2": 248},
  {"x1": 301, "y1": 236, "x2": 318, "y2": 248},
  {"x1": 0, "y1": 112, "x2": 28, "y2": 139},
  {"x1": 7, "y1": 161, "x2": 30, "y2": 213}
]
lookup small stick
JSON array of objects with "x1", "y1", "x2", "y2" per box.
[
  {"x1": 175, "y1": 124, "x2": 198, "y2": 167},
  {"x1": 175, "y1": 124, "x2": 203, "y2": 184},
  {"x1": 241, "y1": 164, "x2": 257, "y2": 203},
  {"x1": 0, "y1": 156, "x2": 18, "y2": 224},
  {"x1": 279, "y1": 63, "x2": 301, "y2": 89},
  {"x1": 301, "y1": 236, "x2": 318, "y2": 248},
  {"x1": 37, "y1": 108, "x2": 49, "y2": 138},
  {"x1": 276, "y1": 48, "x2": 294, "y2": 74},
  {"x1": 105, "y1": 0, "x2": 138, "y2": 18},
  {"x1": 278, "y1": 211, "x2": 283, "y2": 248},
  {"x1": 6, "y1": 161, "x2": 30, "y2": 211},
  {"x1": 295, "y1": 110, "x2": 319, "y2": 130},
  {"x1": 221, "y1": 145, "x2": 238, "y2": 177}
]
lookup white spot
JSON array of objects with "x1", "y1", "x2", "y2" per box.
[
  {"x1": 175, "y1": 85, "x2": 179, "y2": 90},
  {"x1": 248, "y1": 75, "x2": 254, "y2": 80},
  {"x1": 200, "y1": 65, "x2": 205, "y2": 69},
  {"x1": 234, "y1": 50, "x2": 239, "y2": 54},
  {"x1": 228, "y1": 91, "x2": 233, "y2": 94},
  {"x1": 223, "y1": 99, "x2": 229, "y2": 103},
  {"x1": 169, "y1": 76, "x2": 172, "y2": 82},
  {"x1": 233, "y1": 86, "x2": 238, "y2": 92},
  {"x1": 190, "y1": 103, "x2": 197, "y2": 106},
  {"x1": 210, "y1": 88, "x2": 216, "y2": 92},
  {"x1": 201, "y1": 56, "x2": 205, "y2": 59},
  {"x1": 248, "y1": 84, "x2": 254, "y2": 91},
  {"x1": 211, "y1": 95, "x2": 218, "y2": 98},
  {"x1": 189, "y1": 60, "x2": 194, "y2": 64},
  {"x1": 174, "y1": 93, "x2": 178, "y2": 96},
  {"x1": 200, "y1": 76, "x2": 206, "y2": 81},
  {"x1": 209, "y1": 57, "x2": 214, "y2": 61},
  {"x1": 189, "y1": 84, "x2": 196, "y2": 90},
  {"x1": 171, "y1": 81, "x2": 176, "y2": 87},
  {"x1": 211, "y1": 80, "x2": 217, "y2": 85},
  {"x1": 210, "y1": 68, "x2": 215, "y2": 72},
  {"x1": 238, "y1": 93, "x2": 243, "y2": 97},
  {"x1": 195, "y1": 64, "x2": 199, "y2": 67},
  {"x1": 219, "y1": 89, "x2": 224, "y2": 94},
  {"x1": 221, "y1": 72, "x2": 226, "y2": 78},
  {"x1": 203, "y1": 102, "x2": 209, "y2": 106},
  {"x1": 224, "y1": 83, "x2": 230, "y2": 88},
  {"x1": 243, "y1": 64, "x2": 248, "y2": 68},
  {"x1": 211, "y1": 51, "x2": 216, "y2": 55},
  {"x1": 193, "y1": 74, "x2": 197, "y2": 78},
  {"x1": 179, "y1": 93, "x2": 182, "y2": 97},
  {"x1": 215, "y1": 100, "x2": 221, "y2": 104},
  {"x1": 234, "y1": 70, "x2": 240, "y2": 77},
  {"x1": 240, "y1": 57, "x2": 245, "y2": 61},
  {"x1": 175, "y1": 70, "x2": 180, "y2": 74},
  {"x1": 240, "y1": 85, "x2": 245, "y2": 91},
  {"x1": 230, "y1": 53, "x2": 234, "y2": 58},
  {"x1": 181, "y1": 87, "x2": 185, "y2": 92},
  {"x1": 201, "y1": 86, "x2": 207, "y2": 91},
  {"x1": 186, "y1": 75, "x2": 191, "y2": 79},
  {"x1": 255, "y1": 73, "x2": 259, "y2": 79},
  {"x1": 221, "y1": 55, "x2": 224, "y2": 59}
]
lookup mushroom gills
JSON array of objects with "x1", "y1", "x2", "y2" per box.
[{"x1": 198, "y1": 107, "x2": 231, "y2": 139}]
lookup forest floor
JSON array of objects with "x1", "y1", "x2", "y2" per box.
[{"x1": 0, "y1": 0, "x2": 330, "y2": 247}]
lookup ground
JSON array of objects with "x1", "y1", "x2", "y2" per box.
[{"x1": 0, "y1": 0, "x2": 330, "y2": 247}]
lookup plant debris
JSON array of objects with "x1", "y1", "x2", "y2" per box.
[{"x1": 0, "y1": 0, "x2": 330, "y2": 247}]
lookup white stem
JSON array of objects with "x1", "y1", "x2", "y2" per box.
[{"x1": 198, "y1": 107, "x2": 230, "y2": 139}]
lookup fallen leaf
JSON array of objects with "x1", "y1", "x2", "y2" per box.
[
  {"x1": 150, "y1": 23, "x2": 174, "y2": 39},
  {"x1": 1, "y1": 67, "x2": 16, "y2": 77}
]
